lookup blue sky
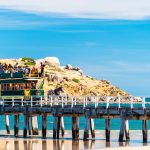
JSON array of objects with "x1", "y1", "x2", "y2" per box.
[{"x1": 1, "y1": 6, "x2": 150, "y2": 96}]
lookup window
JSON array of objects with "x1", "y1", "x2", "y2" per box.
[
  {"x1": 1, "y1": 84, "x2": 4, "y2": 91},
  {"x1": 18, "y1": 84, "x2": 24, "y2": 90},
  {"x1": 9, "y1": 84, "x2": 12, "y2": 91},
  {"x1": 6, "y1": 84, "x2": 10, "y2": 91},
  {"x1": 3, "y1": 84, "x2": 7, "y2": 91},
  {"x1": 14, "y1": 84, "x2": 18, "y2": 90},
  {"x1": 12, "y1": 84, "x2": 15, "y2": 91},
  {"x1": 25, "y1": 83, "x2": 31, "y2": 89}
]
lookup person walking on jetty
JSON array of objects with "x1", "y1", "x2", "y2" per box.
[{"x1": 40, "y1": 62, "x2": 45, "y2": 77}]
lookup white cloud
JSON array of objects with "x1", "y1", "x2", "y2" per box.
[{"x1": 0, "y1": 0, "x2": 150, "y2": 19}]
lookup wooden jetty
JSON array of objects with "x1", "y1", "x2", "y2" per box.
[{"x1": 0, "y1": 96, "x2": 150, "y2": 142}]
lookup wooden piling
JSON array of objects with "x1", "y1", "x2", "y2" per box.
[
  {"x1": 60, "y1": 116, "x2": 65, "y2": 137},
  {"x1": 32, "y1": 116, "x2": 39, "y2": 135},
  {"x1": 42, "y1": 114, "x2": 47, "y2": 139},
  {"x1": 53, "y1": 116, "x2": 61, "y2": 139},
  {"x1": 142, "y1": 120, "x2": 148, "y2": 143},
  {"x1": 28, "y1": 117, "x2": 32, "y2": 135},
  {"x1": 72, "y1": 116, "x2": 79, "y2": 140},
  {"x1": 53, "y1": 116, "x2": 58, "y2": 139},
  {"x1": 90, "y1": 118, "x2": 95, "y2": 139},
  {"x1": 105, "y1": 119, "x2": 110, "y2": 142},
  {"x1": 14, "y1": 115, "x2": 19, "y2": 137},
  {"x1": 83, "y1": 112, "x2": 90, "y2": 140},
  {"x1": 125, "y1": 120, "x2": 130, "y2": 141},
  {"x1": 23, "y1": 115, "x2": 29, "y2": 138},
  {"x1": 5, "y1": 115, "x2": 10, "y2": 134},
  {"x1": 119, "y1": 110, "x2": 126, "y2": 142},
  {"x1": 57, "y1": 116, "x2": 61, "y2": 139}
]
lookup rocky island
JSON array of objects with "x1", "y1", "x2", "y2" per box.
[{"x1": 0, "y1": 57, "x2": 128, "y2": 97}]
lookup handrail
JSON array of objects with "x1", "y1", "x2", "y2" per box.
[
  {"x1": 23, "y1": 73, "x2": 40, "y2": 78},
  {"x1": 0, "y1": 72, "x2": 42, "y2": 79},
  {"x1": 0, "y1": 96, "x2": 150, "y2": 108}
]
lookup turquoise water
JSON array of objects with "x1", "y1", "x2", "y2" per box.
[{"x1": 0, "y1": 115, "x2": 147, "y2": 130}]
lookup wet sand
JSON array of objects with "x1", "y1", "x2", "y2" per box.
[{"x1": 0, "y1": 130, "x2": 150, "y2": 149}]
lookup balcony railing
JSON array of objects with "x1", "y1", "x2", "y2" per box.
[
  {"x1": 0, "y1": 72, "x2": 41, "y2": 79},
  {"x1": 1, "y1": 89, "x2": 44, "y2": 97}
]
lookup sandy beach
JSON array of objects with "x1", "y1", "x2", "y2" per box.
[
  {"x1": 0, "y1": 130, "x2": 150, "y2": 150},
  {"x1": 0, "y1": 138, "x2": 150, "y2": 150}
]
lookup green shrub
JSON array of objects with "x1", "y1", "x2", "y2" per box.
[
  {"x1": 72, "y1": 78, "x2": 80, "y2": 83},
  {"x1": 91, "y1": 77, "x2": 95, "y2": 80},
  {"x1": 21, "y1": 57, "x2": 36, "y2": 66},
  {"x1": 83, "y1": 90, "x2": 88, "y2": 95}
]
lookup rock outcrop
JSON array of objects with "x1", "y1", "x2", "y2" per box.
[
  {"x1": 43, "y1": 63, "x2": 128, "y2": 97},
  {"x1": 36, "y1": 57, "x2": 60, "y2": 67}
]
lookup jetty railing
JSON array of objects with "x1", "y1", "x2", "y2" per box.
[
  {"x1": 0, "y1": 96, "x2": 150, "y2": 142},
  {"x1": 0, "y1": 96, "x2": 148, "y2": 108}
]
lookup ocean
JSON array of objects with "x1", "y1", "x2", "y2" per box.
[{"x1": 0, "y1": 115, "x2": 148, "y2": 130}]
